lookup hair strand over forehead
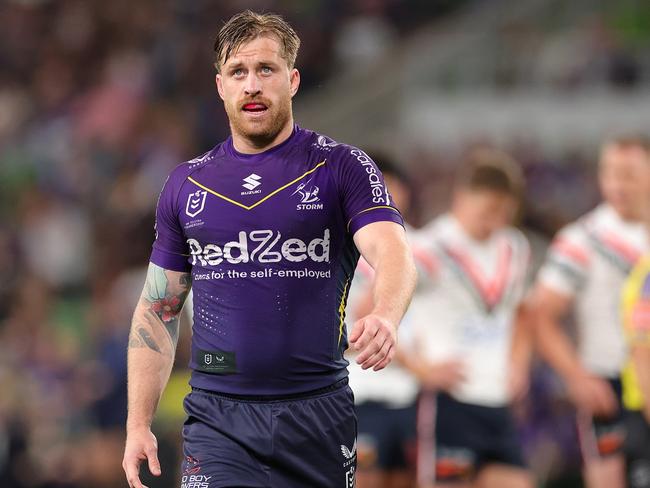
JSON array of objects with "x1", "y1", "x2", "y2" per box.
[{"x1": 214, "y1": 10, "x2": 301, "y2": 72}]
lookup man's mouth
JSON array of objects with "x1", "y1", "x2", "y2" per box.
[{"x1": 242, "y1": 103, "x2": 268, "y2": 113}]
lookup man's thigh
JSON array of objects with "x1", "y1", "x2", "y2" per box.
[
  {"x1": 180, "y1": 391, "x2": 271, "y2": 488},
  {"x1": 270, "y1": 384, "x2": 357, "y2": 488},
  {"x1": 625, "y1": 411, "x2": 650, "y2": 488},
  {"x1": 474, "y1": 464, "x2": 533, "y2": 488},
  {"x1": 417, "y1": 393, "x2": 527, "y2": 487}
]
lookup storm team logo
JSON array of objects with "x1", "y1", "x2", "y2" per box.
[
  {"x1": 186, "y1": 190, "x2": 207, "y2": 217},
  {"x1": 293, "y1": 179, "x2": 323, "y2": 210},
  {"x1": 292, "y1": 179, "x2": 320, "y2": 203}
]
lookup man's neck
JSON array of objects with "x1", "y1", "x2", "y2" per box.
[
  {"x1": 451, "y1": 211, "x2": 490, "y2": 242},
  {"x1": 231, "y1": 119, "x2": 294, "y2": 155}
]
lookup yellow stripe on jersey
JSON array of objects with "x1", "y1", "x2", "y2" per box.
[
  {"x1": 620, "y1": 255, "x2": 650, "y2": 410},
  {"x1": 338, "y1": 278, "x2": 350, "y2": 346},
  {"x1": 187, "y1": 160, "x2": 327, "y2": 211}
]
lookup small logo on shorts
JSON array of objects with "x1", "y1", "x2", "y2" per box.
[
  {"x1": 183, "y1": 455, "x2": 201, "y2": 475},
  {"x1": 341, "y1": 439, "x2": 357, "y2": 460},
  {"x1": 345, "y1": 466, "x2": 356, "y2": 487},
  {"x1": 341, "y1": 439, "x2": 357, "y2": 472},
  {"x1": 204, "y1": 354, "x2": 212, "y2": 365}
]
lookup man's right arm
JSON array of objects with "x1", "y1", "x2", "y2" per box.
[
  {"x1": 123, "y1": 263, "x2": 191, "y2": 488},
  {"x1": 531, "y1": 284, "x2": 616, "y2": 415}
]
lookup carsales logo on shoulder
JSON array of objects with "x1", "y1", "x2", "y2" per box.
[
  {"x1": 350, "y1": 149, "x2": 390, "y2": 205},
  {"x1": 187, "y1": 229, "x2": 330, "y2": 266}
]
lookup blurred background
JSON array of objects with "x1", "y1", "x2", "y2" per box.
[{"x1": 2, "y1": 0, "x2": 650, "y2": 486}]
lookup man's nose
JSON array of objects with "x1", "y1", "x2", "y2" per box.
[{"x1": 244, "y1": 73, "x2": 262, "y2": 96}]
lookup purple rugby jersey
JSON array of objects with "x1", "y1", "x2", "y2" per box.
[{"x1": 151, "y1": 126, "x2": 403, "y2": 395}]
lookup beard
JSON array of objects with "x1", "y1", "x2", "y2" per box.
[{"x1": 225, "y1": 94, "x2": 292, "y2": 149}]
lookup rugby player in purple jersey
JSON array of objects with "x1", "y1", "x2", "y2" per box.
[{"x1": 121, "y1": 10, "x2": 416, "y2": 488}]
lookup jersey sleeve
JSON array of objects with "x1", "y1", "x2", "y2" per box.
[
  {"x1": 150, "y1": 172, "x2": 191, "y2": 272},
  {"x1": 332, "y1": 146, "x2": 404, "y2": 235},
  {"x1": 537, "y1": 223, "x2": 591, "y2": 297}
]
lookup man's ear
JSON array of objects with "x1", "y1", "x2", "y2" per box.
[
  {"x1": 216, "y1": 73, "x2": 225, "y2": 101},
  {"x1": 289, "y1": 68, "x2": 300, "y2": 98}
]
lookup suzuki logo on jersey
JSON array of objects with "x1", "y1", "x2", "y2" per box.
[
  {"x1": 187, "y1": 229, "x2": 330, "y2": 266},
  {"x1": 242, "y1": 173, "x2": 262, "y2": 190},
  {"x1": 186, "y1": 190, "x2": 207, "y2": 217},
  {"x1": 292, "y1": 179, "x2": 324, "y2": 210}
]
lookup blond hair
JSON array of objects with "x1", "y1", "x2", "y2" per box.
[{"x1": 214, "y1": 10, "x2": 300, "y2": 73}]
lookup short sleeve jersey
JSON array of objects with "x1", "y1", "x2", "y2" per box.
[
  {"x1": 151, "y1": 126, "x2": 403, "y2": 395},
  {"x1": 404, "y1": 214, "x2": 530, "y2": 407},
  {"x1": 537, "y1": 204, "x2": 648, "y2": 377}
]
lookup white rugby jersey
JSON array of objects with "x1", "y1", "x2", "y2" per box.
[
  {"x1": 404, "y1": 214, "x2": 530, "y2": 407},
  {"x1": 537, "y1": 203, "x2": 648, "y2": 378},
  {"x1": 345, "y1": 227, "x2": 419, "y2": 408}
]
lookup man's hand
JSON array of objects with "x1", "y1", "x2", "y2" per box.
[
  {"x1": 419, "y1": 359, "x2": 467, "y2": 392},
  {"x1": 508, "y1": 363, "x2": 530, "y2": 403},
  {"x1": 350, "y1": 313, "x2": 397, "y2": 371},
  {"x1": 123, "y1": 428, "x2": 161, "y2": 488},
  {"x1": 566, "y1": 372, "x2": 618, "y2": 417}
]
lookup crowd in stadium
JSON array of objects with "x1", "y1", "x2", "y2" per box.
[{"x1": 2, "y1": 1, "x2": 650, "y2": 488}]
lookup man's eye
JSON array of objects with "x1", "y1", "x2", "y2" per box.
[
  {"x1": 261, "y1": 67, "x2": 272, "y2": 74},
  {"x1": 233, "y1": 69, "x2": 244, "y2": 77}
]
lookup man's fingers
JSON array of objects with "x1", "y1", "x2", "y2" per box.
[
  {"x1": 596, "y1": 384, "x2": 617, "y2": 415},
  {"x1": 372, "y1": 345, "x2": 395, "y2": 371},
  {"x1": 352, "y1": 322, "x2": 379, "y2": 353},
  {"x1": 349, "y1": 319, "x2": 365, "y2": 343},
  {"x1": 123, "y1": 457, "x2": 145, "y2": 488},
  {"x1": 361, "y1": 338, "x2": 391, "y2": 370},
  {"x1": 355, "y1": 330, "x2": 384, "y2": 364},
  {"x1": 146, "y1": 446, "x2": 161, "y2": 477}
]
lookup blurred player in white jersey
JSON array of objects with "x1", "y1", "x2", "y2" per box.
[
  {"x1": 346, "y1": 153, "x2": 420, "y2": 488},
  {"x1": 531, "y1": 136, "x2": 650, "y2": 488},
  {"x1": 402, "y1": 150, "x2": 534, "y2": 488}
]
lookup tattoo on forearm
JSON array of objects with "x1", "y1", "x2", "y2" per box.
[
  {"x1": 128, "y1": 264, "x2": 191, "y2": 354},
  {"x1": 180, "y1": 273, "x2": 191, "y2": 287},
  {"x1": 135, "y1": 327, "x2": 161, "y2": 353}
]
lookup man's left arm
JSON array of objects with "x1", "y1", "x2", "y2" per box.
[
  {"x1": 350, "y1": 221, "x2": 417, "y2": 371},
  {"x1": 509, "y1": 301, "x2": 534, "y2": 401}
]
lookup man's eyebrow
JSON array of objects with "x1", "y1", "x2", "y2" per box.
[
  {"x1": 225, "y1": 61, "x2": 244, "y2": 71},
  {"x1": 225, "y1": 58, "x2": 280, "y2": 70}
]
